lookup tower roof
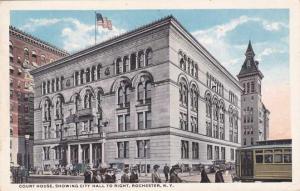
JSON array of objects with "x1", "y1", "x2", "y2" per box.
[{"x1": 237, "y1": 41, "x2": 263, "y2": 79}]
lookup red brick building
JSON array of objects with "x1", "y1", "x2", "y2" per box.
[{"x1": 9, "y1": 26, "x2": 68, "y2": 168}]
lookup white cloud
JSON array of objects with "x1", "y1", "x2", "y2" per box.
[
  {"x1": 191, "y1": 15, "x2": 288, "y2": 70},
  {"x1": 20, "y1": 18, "x2": 61, "y2": 32},
  {"x1": 20, "y1": 17, "x2": 127, "y2": 52},
  {"x1": 262, "y1": 20, "x2": 288, "y2": 31}
]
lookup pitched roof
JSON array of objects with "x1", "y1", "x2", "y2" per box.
[{"x1": 237, "y1": 41, "x2": 263, "y2": 79}]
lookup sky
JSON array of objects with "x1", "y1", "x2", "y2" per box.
[{"x1": 10, "y1": 10, "x2": 290, "y2": 139}]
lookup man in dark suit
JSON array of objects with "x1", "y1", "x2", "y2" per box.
[{"x1": 163, "y1": 164, "x2": 170, "y2": 182}]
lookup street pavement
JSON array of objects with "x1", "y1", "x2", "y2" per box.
[{"x1": 27, "y1": 171, "x2": 233, "y2": 183}]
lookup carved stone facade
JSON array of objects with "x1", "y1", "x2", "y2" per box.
[{"x1": 31, "y1": 16, "x2": 242, "y2": 172}]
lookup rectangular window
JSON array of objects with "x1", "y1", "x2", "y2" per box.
[
  {"x1": 55, "y1": 124, "x2": 60, "y2": 138},
  {"x1": 118, "y1": 142, "x2": 124, "y2": 158},
  {"x1": 207, "y1": 145, "x2": 212, "y2": 160},
  {"x1": 192, "y1": 142, "x2": 199, "y2": 159},
  {"x1": 118, "y1": 115, "x2": 123, "y2": 132},
  {"x1": 264, "y1": 150, "x2": 273, "y2": 163},
  {"x1": 125, "y1": 115, "x2": 130, "y2": 131},
  {"x1": 221, "y1": 147, "x2": 225, "y2": 160},
  {"x1": 138, "y1": 112, "x2": 144, "y2": 129},
  {"x1": 146, "y1": 111, "x2": 151, "y2": 129},
  {"x1": 181, "y1": 140, "x2": 189, "y2": 159},
  {"x1": 137, "y1": 140, "x2": 150, "y2": 158},
  {"x1": 256, "y1": 155, "x2": 263, "y2": 163},
  {"x1": 283, "y1": 149, "x2": 292, "y2": 163},
  {"x1": 214, "y1": 146, "x2": 219, "y2": 160}
]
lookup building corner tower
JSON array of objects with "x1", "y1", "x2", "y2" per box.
[{"x1": 237, "y1": 41, "x2": 270, "y2": 146}]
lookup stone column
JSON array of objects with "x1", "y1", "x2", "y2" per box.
[
  {"x1": 67, "y1": 144, "x2": 71, "y2": 165},
  {"x1": 78, "y1": 144, "x2": 82, "y2": 163},
  {"x1": 89, "y1": 143, "x2": 93, "y2": 167}
]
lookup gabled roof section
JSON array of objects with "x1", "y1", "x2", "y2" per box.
[{"x1": 237, "y1": 41, "x2": 263, "y2": 79}]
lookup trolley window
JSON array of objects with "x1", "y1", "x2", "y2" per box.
[
  {"x1": 264, "y1": 150, "x2": 273, "y2": 163},
  {"x1": 255, "y1": 150, "x2": 263, "y2": 163},
  {"x1": 283, "y1": 149, "x2": 292, "y2": 163},
  {"x1": 274, "y1": 149, "x2": 283, "y2": 163}
]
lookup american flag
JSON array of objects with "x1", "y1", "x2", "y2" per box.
[{"x1": 96, "y1": 13, "x2": 112, "y2": 30}]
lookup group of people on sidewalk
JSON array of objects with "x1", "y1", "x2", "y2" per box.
[
  {"x1": 162, "y1": 164, "x2": 225, "y2": 183},
  {"x1": 83, "y1": 164, "x2": 225, "y2": 183},
  {"x1": 83, "y1": 165, "x2": 139, "y2": 183}
]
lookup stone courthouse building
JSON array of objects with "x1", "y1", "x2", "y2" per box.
[{"x1": 31, "y1": 16, "x2": 242, "y2": 172}]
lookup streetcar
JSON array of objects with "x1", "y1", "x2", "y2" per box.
[{"x1": 235, "y1": 139, "x2": 292, "y2": 182}]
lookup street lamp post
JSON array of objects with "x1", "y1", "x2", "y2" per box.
[{"x1": 24, "y1": 134, "x2": 30, "y2": 183}]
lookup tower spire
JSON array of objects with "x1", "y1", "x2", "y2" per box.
[{"x1": 245, "y1": 40, "x2": 255, "y2": 58}]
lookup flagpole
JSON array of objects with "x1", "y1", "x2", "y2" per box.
[{"x1": 95, "y1": 11, "x2": 97, "y2": 45}]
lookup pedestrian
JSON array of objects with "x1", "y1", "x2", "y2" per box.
[
  {"x1": 93, "y1": 170, "x2": 103, "y2": 183},
  {"x1": 129, "y1": 166, "x2": 139, "y2": 183},
  {"x1": 163, "y1": 164, "x2": 170, "y2": 182},
  {"x1": 105, "y1": 168, "x2": 116, "y2": 183},
  {"x1": 169, "y1": 165, "x2": 183, "y2": 183},
  {"x1": 84, "y1": 166, "x2": 93, "y2": 183},
  {"x1": 121, "y1": 167, "x2": 130, "y2": 183},
  {"x1": 200, "y1": 168, "x2": 210, "y2": 183},
  {"x1": 152, "y1": 165, "x2": 162, "y2": 183},
  {"x1": 215, "y1": 166, "x2": 225, "y2": 183}
]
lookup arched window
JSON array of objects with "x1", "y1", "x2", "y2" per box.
[
  {"x1": 43, "y1": 100, "x2": 51, "y2": 121},
  {"x1": 97, "y1": 64, "x2": 101, "y2": 79},
  {"x1": 97, "y1": 91, "x2": 102, "y2": 112},
  {"x1": 123, "y1": 56, "x2": 130, "y2": 72},
  {"x1": 125, "y1": 86, "x2": 130, "y2": 106},
  {"x1": 86, "y1": 68, "x2": 91, "y2": 83},
  {"x1": 182, "y1": 83, "x2": 188, "y2": 106},
  {"x1": 138, "y1": 51, "x2": 144, "y2": 68},
  {"x1": 91, "y1": 66, "x2": 96, "y2": 81},
  {"x1": 75, "y1": 71, "x2": 79, "y2": 86},
  {"x1": 84, "y1": 92, "x2": 92, "y2": 109},
  {"x1": 137, "y1": 83, "x2": 144, "y2": 101},
  {"x1": 191, "y1": 85, "x2": 198, "y2": 111},
  {"x1": 24, "y1": 48, "x2": 29, "y2": 60},
  {"x1": 145, "y1": 82, "x2": 152, "y2": 102},
  {"x1": 75, "y1": 95, "x2": 80, "y2": 111},
  {"x1": 130, "y1": 53, "x2": 136, "y2": 70},
  {"x1": 80, "y1": 70, "x2": 84, "y2": 84},
  {"x1": 55, "y1": 97, "x2": 63, "y2": 119},
  {"x1": 180, "y1": 58, "x2": 185, "y2": 69},
  {"x1": 118, "y1": 87, "x2": 124, "y2": 105},
  {"x1": 195, "y1": 64, "x2": 198, "y2": 78},
  {"x1": 116, "y1": 58, "x2": 122, "y2": 74},
  {"x1": 205, "y1": 94, "x2": 211, "y2": 118},
  {"x1": 179, "y1": 79, "x2": 188, "y2": 107},
  {"x1": 191, "y1": 62, "x2": 194, "y2": 76},
  {"x1": 145, "y1": 48, "x2": 152, "y2": 66},
  {"x1": 32, "y1": 51, "x2": 37, "y2": 63}
]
